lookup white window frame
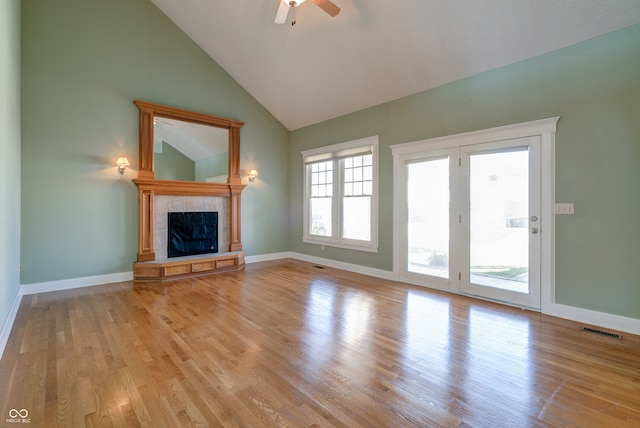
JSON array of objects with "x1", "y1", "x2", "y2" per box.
[{"x1": 302, "y1": 135, "x2": 379, "y2": 252}]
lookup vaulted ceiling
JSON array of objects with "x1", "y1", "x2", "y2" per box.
[{"x1": 150, "y1": 0, "x2": 640, "y2": 130}]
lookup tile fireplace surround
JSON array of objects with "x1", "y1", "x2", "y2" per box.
[{"x1": 154, "y1": 195, "x2": 230, "y2": 261}]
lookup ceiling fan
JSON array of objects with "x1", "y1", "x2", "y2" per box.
[{"x1": 275, "y1": 0, "x2": 340, "y2": 26}]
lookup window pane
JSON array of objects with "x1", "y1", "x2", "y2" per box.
[
  {"x1": 345, "y1": 168, "x2": 352, "y2": 182},
  {"x1": 354, "y1": 167, "x2": 362, "y2": 182},
  {"x1": 343, "y1": 196, "x2": 371, "y2": 240},
  {"x1": 310, "y1": 197, "x2": 332, "y2": 236},
  {"x1": 407, "y1": 158, "x2": 449, "y2": 279},
  {"x1": 344, "y1": 182, "x2": 353, "y2": 196},
  {"x1": 310, "y1": 161, "x2": 333, "y2": 203},
  {"x1": 363, "y1": 165, "x2": 372, "y2": 181},
  {"x1": 344, "y1": 155, "x2": 372, "y2": 198}
]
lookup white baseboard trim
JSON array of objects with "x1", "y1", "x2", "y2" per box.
[
  {"x1": 289, "y1": 252, "x2": 396, "y2": 281},
  {"x1": 21, "y1": 271, "x2": 134, "y2": 296},
  {"x1": 0, "y1": 288, "x2": 23, "y2": 362},
  {"x1": 245, "y1": 252, "x2": 291, "y2": 264},
  {"x1": 543, "y1": 302, "x2": 640, "y2": 336}
]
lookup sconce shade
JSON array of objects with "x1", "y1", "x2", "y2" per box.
[
  {"x1": 248, "y1": 169, "x2": 258, "y2": 183},
  {"x1": 116, "y1": 156, "x2": 130, "y2": 167},
  {"x1": 116, "y1": 156, "x2": 130, "y2": 175}
]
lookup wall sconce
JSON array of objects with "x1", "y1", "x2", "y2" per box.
[
  {"x1": 248, "y1": 169, "x2": 258, "y2": 183},
  {"x1": 116, "y1": 156, "x2": 130, "y2": 175}
]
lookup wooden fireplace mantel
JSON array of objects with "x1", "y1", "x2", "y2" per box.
[
  {"x1": 133, "y1": 179, "x2": 246, "y2": 262},
  {"x1": 132, "y1": 100, "x2": 247, "y2": 281}
]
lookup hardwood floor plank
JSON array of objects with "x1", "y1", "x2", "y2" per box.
[
  {"x1": 1, "y1": 259, "x2": 639, "y2": 427},
  {"x1": 118, "y1": 366, "x2": 153, "y2": 426}
]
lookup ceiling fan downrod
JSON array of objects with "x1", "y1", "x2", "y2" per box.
[{"x1": 290, "y1": 1, "x2": 297, "y2": 26}]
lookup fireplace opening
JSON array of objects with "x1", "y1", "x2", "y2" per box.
[{"x1": 168, "y1": 212, "x2": 218, "y2": 258}]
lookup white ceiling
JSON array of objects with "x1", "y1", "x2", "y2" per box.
[{"x1": 150, "y1": 0, "x2": 640, "y2": 130}]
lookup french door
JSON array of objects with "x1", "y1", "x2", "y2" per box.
[{"x1": 401, "y1": 136, "x2": 541, "y2": 309}]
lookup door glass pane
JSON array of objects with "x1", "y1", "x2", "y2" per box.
[
  {"x1": 407, "y1": 158, "x2": 449, "y2": 278},
  {"x1": 469, "y1": 149, "x2": 529, "y2": 293}
]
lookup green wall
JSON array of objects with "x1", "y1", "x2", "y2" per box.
[
  {"x1": 154, "y1": 142, "x2": 195, "y2": 181},
  {"x1": 21, "y1": 0, "x2": 290, "y2": 284},
  {"x1": 0, "y1": 0, "x2": 21, "y2": 334},
  {"x1": 290, "y1": 24, "x2": 640, "y2": 320}
]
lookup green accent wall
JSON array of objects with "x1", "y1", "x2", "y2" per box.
[
  {"x1": 290, "y1": 24, "x2": 640, "y2": 320},
  {"x1": 21, "y1": 0, "x2": 290, "y2": 284},
  {"x1": 0, "y1": 0, "x2": 21, "y2": 333},
  {"x1": 154, "y1": 141, "x2": 195, "y2": 181}
]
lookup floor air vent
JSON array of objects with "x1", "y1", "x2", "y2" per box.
[{"x1": 580, "y1": 326, "x2": 623, "y2": 340}]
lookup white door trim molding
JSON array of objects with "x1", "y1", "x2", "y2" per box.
[{"x1": 390, "y1": 117, "x2": 560, "y2": 155}]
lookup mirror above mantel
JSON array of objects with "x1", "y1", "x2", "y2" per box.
[
  {"x1": 153, "y1": 116, "x2": 229, "y2": 182},
  {"x1": 133, "y1": 99, "x2": 244, "y2": 185},
  {"x1": 132, "y1": 100, "x2": 246, "y2": 267}
]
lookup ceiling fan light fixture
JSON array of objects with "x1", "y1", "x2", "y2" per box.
[{"x1": 274, "y1": 0, "x2": 339, "y2": 25}]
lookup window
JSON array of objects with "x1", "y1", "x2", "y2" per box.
[{"x1": 302, "y1": 136, "x2": 378, "y2": 252}]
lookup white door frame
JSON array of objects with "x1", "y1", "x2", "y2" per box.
[
  {"x1": 390, "y1": 117, "x2": 559, "y2": 310},
  {"x1": 396, "y1": 148, "x2": 460, "y2": 293},
  {"x1": 459, "y1": 137, "x2": 540, "y2": 308}
]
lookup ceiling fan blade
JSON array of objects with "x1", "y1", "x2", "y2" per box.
[
  {"x1": 274, "y1": 0, "x2": 290, "y2": 24},
  {"x1": 310, "y1": 0, "x2": 340, "y2": 17}
]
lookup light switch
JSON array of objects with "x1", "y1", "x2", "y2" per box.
[{"x1": 555, "y1": 203, "x2": 574, "y2": 215}]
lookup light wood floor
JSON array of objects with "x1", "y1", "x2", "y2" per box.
[{"x1": 1, "y1": 259, "x2": 639, "y2": 427}]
